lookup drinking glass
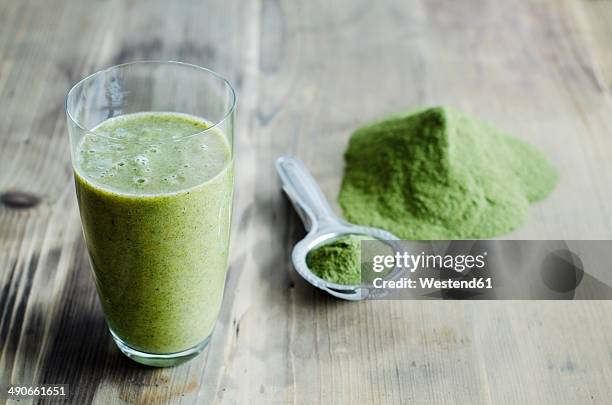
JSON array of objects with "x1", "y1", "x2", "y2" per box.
[{"x1": 66, "y1": 61, "x2": 235, "y2": 367}]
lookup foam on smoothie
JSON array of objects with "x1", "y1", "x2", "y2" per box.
[{"x1": 76, "y1": 112, "x2": 230, "y2": 195}]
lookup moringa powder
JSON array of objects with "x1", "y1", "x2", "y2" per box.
[
  {"x1": 306, "y1": 235, "x2": 365, "y2": 285},
  {"x1": 338, "y1": 107, "x2": 557, "y2": 239}
]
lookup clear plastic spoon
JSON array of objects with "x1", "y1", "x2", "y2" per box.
[{"x1": 275, "y1": 155, "x2": 400, "y2": 300}]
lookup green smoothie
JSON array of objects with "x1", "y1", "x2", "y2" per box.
[{"x1": 74, "y1": 112, "x2": 233, "y2": 354}]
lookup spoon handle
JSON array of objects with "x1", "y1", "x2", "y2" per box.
[{"x1": 275, "y1": 155, "x2": 343, "y2": 231}]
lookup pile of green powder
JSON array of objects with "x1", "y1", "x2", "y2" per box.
[
  {"x1": 306, "y1": 235, "x2": 365, "y2": 285},
  {"x1": 338, "y1": 107, "x2": 558, "y2": 239}
]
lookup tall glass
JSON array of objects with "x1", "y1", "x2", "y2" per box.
[{"x1": 66, "y1": 61, "x2": 235, "y2": 367}]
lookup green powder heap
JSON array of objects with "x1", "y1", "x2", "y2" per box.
[
  {"x1": 338, "y1": 107, "x2": 558, "y2": 239},
  {"x1": 306, "y1": 235, "x2": 365, "y2": 285}
]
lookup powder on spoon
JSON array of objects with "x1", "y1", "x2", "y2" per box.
[
  {"x1": 306, "y1": 235, "x2": 366, "y2": 285},
  {"x1": 338, "y1": 106, "x2": 558, "y2": 239}
]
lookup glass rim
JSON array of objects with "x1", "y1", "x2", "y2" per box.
[{"x1": 65, "y1": 60, "x2": 236, "y2": 143}]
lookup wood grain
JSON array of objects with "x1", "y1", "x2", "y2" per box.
[{"x1": 1, "y1": 0, "x2": 611, "y2": 404}]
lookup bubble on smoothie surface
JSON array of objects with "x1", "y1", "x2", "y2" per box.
[{"x1": 135, "y1": 155, "x2": 149, "y2": 165}]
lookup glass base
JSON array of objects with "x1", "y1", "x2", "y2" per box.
[{"x1": 109, "y1": 328, "x2": 211, "y2": 367}]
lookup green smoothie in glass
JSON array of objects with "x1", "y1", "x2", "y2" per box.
[
  {"x1": 75, "y1": 112, "x2": 233, "y2": 357},
  {"x1": 67, "y1": 62, "x2": 235, "y2": 367}
]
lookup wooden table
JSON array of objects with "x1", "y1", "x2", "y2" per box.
[{"x1": 1, "y1": 0, "x2": 612, "y2": 403}]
